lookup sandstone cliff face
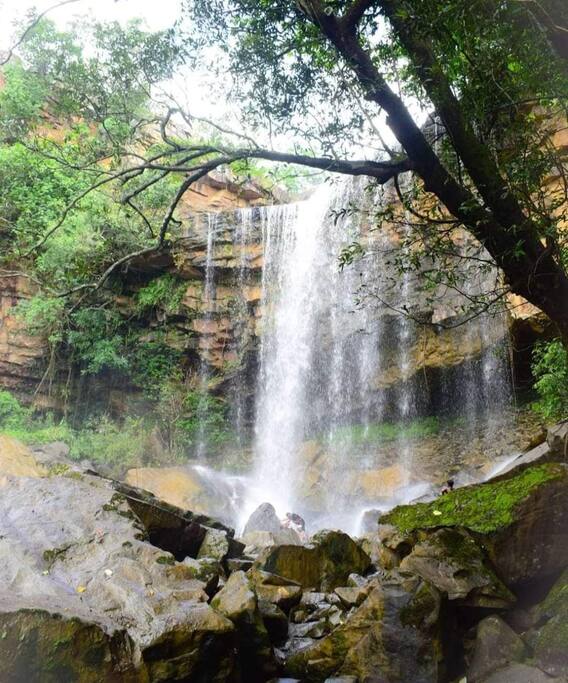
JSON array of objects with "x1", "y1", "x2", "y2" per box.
[
  {"x1": 0, "y1": 272, "x2": 53, "y2": 406},
  {"x1": 0, "y1": 180, "x2": 527, "y2": 417}
]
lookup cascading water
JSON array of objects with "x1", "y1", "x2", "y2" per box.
[{"x1": 195, "y1": 177, "x2": 514, "y2": 532}]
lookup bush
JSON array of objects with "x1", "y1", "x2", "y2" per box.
[
  {"x1": 0, "y1": 390, "x2": 28, "y2": 429},
  {"x1": 69, "y1": 416, "x2": 152, "y2": 475},
  {"x1": 532, "y1": 339, "x2": 568, "y2": 421}
]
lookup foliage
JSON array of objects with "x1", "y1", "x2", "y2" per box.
[
  {"x1": 0, "y1": 390, "x2": 28, "y2": 429},
  {"x1": 381, "y1": 463, "x2": 564, "y2": 534},
  {"x1": 136, "y1": 275, "x2": 186, "y2": 316},
  {"x1": 532, "y1": 339, "x2": 568, "y2": 421},
  {"x1": 156, "y1": 380, "x2": 229, "y2": 454},
  {"x1": 69, "y1": 415, "x2": 152, "y2": 474},
  {"x1": 0, "y1": 390, "x2": 72, "y2": 442}
]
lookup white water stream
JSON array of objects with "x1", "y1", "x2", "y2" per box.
[{"x1": 196, "y1": 178, "x2": 513, "y2": 532}]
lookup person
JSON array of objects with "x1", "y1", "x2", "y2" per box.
[
  {"x1": 281, "y1": 512, "x2": 307, "y2": 541},
  {"x1": 441, "y1": 479, "x2": 455, "y2": 495}
]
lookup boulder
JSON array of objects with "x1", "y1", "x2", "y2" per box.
[
  {"x1": 400, "y1": 528, "x2": 515, "y2": 607},
  {"x1": 0, "y1": 434, "x2": 46, "y2": 477},
  {"x1": 249, "y1": 570, "x2": 303, "y2": 613},
  {"x1": 255, "y1": 530, "x2": 371, "y2": 591},
  {"x1": 286, "y1": 573, "x2": 443, "y2": 683},
  {"x1": 547, "y1": 420, "x2": 568, "y2": 458},
  {"x1": 198, "y1": 527, "x2": 230, "y2": 561},
  {"x1": 0, "y1": 473, "x2": 236, "y2": 680},
  {"x1": 212, "y1": 570, "x2": 256, "y2": 618},
  {"x1": 212, "y1": 571, "x2": 276, "y2": 682},
  {"x1": 380, "y1": 463, "x2": 568, "y2": 589},
  {"x1": 243, "y1": 502, "x2": 283, "y2": 534},
  {"x1": 259, "y1": 600, "x2": 289, "y2": 644},
  {"x1": 466, "y1": 616, "x2": 527, "y2": 682},
  {"x1": 242, "y1": 528, "x2": 302, "y2": 556},
  {"x1": 182, "y1": 556, "x2": 221, "y2": 594},
  {"x1": 124, "y1": 465, "x2": 243, "y2": 526},
  {"x1": 528, "y1": 568, "x2": 568, "y2": 678},
  {"x1": 113, "y1": 479, "x2": 238, "y2": 561}
]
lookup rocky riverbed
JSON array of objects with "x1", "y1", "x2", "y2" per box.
[{"x1": 0, "y1": 423, "x2": 567, "y2": 682}]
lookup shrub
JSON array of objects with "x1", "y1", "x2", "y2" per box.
[
  {"x1": 532, "y1": 339, "x2": 568, "y2": 421},
  {"x1": 0, "y1": 390, "x2": 28, "y2": 429}
]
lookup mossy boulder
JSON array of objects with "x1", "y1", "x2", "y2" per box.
[
  {"x1": 528, "y1": 567, "x2": 568, "y2": 678},
  {"x1": 466, "y1": 616, "x2": 527, "y2": 682},
  {"x1": 400, "y1": 528, "x2": 515, "y2": 607},
  {"x1": 285, "y1": 574, "x2": 443, "y2": 683},
  {"x1": 380, "y1": 463, "x2": 568, "y2": 588},
  {"x1": 0, "y1": 608, "x2": 144, "y2": 682},
  {"x1": 254, "y1": 530, "x2": 371, "y2": 591},
  {"x1": 212, "y1": 571, "x2": 276, "y2": 682}
]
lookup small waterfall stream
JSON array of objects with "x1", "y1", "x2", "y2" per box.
[{"x1": 196, "y1": 178, "x2": 514, "y2": 531}]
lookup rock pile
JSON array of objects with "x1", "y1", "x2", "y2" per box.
[{"x1": 0, "y1": 429, "x2": 567, "y2": 682}]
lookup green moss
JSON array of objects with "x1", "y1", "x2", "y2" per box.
[
  {"x1": 156, "y1": 555, "x2": 175, "y2": 566},
  {"x1": 381, "y1": 464, "x2": 564, "y2": 535}
]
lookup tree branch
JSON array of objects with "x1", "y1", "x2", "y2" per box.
[{"x1": 0, "y1": 0, "x2": 82, "y2": 66}]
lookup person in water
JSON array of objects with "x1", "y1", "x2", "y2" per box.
[{"x1": 441, "y1": 479, "x2": 455, "y2": 495}]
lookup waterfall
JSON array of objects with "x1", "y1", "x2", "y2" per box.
[
  {"x1": 196, "y1": 178, "x2": 515, "y2": 531},
  {"x1": 195, "y1": 213, "x2": 218, "y2": 459}
]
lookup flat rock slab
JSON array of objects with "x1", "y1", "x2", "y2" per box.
[{"x1": 0, "y1": 474, "x2": 236, "y2": 681}]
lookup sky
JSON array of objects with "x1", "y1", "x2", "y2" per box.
[{"x1": 0, "y1": 0, "x2": 182, "y2": 48}]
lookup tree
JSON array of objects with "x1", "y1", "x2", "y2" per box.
[
  {"x1": 177, "y1": 0, "x2": 568, "y2": 343},
  {"x1": 2, "y1": 3, "x2": 568, "y2": 346}
]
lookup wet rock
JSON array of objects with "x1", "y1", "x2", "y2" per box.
[
  {"x1": 547, "y1": 420, "x2": 568, "y2": 458},
  {"x1": 259, "y1": 600, "x2": 289, "y2": 644},
  {"x1": 0, "y1": 608, "x2": 143, "y2": 682},
  {"x1": 211, "y1": 570, "x2": 276, "y2": 682},
  {"x1": 479, "y1": 663, "x2": 556, "y2": 682},
  {"x1": 289, "y1": 619, "x2": 328, "y2": 639},
  {"x1": 467, "y1": 616, "x2": 527, "y2": 682},
  {"x1": 286, "y1": 573, "x2": 443, "y2": 683},
  {"x1": 198, "y1": 527, "x2": 230, "y2": 561},
  {"x1": 243, "y1": 528, "x2": 302, "y2": 556},
  {"x1": 528, "y1": 568, "x2": 568, "y2": 678},
  {"x1": 0, "y1": 473, "x2": 237, "y2": 680},
  {"x1": 212, "y1": 570, "x2": 256, "y2": 617},
  {"x1": 400, "y1": 528, "x2": 515, "y2": 607},
  {"x1": 243, "y1": 502, "x2": 283, "y2": 534},
  {"x1": 255, "y1": 584, "x2": 303, "y2": 613},
  {"x1": 380, "y1": 463, "x2": 568, "y2": 589},
  {"x1": 334, "y1": 585, "x2": 370, "y2": 608},
  {"x1": 0, "y1": 434, "x2": 46, "y2": 477},
  {"x1": 227, "y1": 557, "x2": 255, "y2": 572},
  {"x1": 359, "y1": 533, "x2": 400, "y2": 570},
  {"x1": 182, "y1": 556, "x2": 221, "y2": 595},
  {"x1": 255, "y1": 530, "x2": 371, "y2": 591}
]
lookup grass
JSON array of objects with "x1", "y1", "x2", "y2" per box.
[{"x1": 329, "y1": 416, "x2": 441, "y2": 446}]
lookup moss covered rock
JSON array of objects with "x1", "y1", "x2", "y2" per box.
[
  {"x1": 380, "y1": 463, "x2": 568, "y2": 588},
  {"x1": 529, "y1": 568, "x2": 568, "y2": 678},
  {"x1": 400, "y1": 528, "x2": 515, "y2": 607},
  {"x1": 254, "y1": 530, "x2": 371, "y2": 591},
  {"x1": 285, "y1": 574, "x2": 443, "y2": 683},
  {"x1": 0, "y1": 608, "x2": 144, "y2": 682}
]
